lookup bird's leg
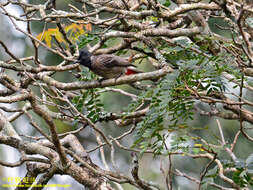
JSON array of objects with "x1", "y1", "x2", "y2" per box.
[
  {"x1": 114, "y1": 73, "x2": 124, "y2": 83},
  {"x1": 98, "y1": 78, "x2": 105, "y2": 85},
  {"x1": 74, "y1": 73, "x2": 82, "y2": 79}
]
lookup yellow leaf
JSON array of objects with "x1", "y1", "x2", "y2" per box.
[
  {"x1": 36, "y1": 22, "x2": 93, "y2": 48},
  {"x1": 65, "y1": 23, "x2": 81, "y2": 32},
  {"x1": 85, "y1": 23, "x2": 92, "y2": 32},
  {"x1": 44, "y1": 34, "x2": 52, "y2": 48},
  {"x1": 37, "y1": 32, "x2": 44, "y2": 41},
  {"x1": 54, "y1": 28, "x2": 64, "y2": 43},
  {"x1": 194, "y1": 144, "x2": 202, "y2": 147}
]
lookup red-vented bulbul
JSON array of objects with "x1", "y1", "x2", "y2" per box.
[{"x1": 75, "y1": 49, "x2": 142, "y2": 79}]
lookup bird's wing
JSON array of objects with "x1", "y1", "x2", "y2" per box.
[{"x1": 95, "y1": 54, "x2": 135, "y2": 68}]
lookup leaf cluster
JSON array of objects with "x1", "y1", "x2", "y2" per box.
[{"x1": 131, "y1": 46, "x2": 231, "y2": 155}]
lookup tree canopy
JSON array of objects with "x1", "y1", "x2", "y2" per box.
[{"x1": 0, "y1": 0, "x2": 253, "y2": 189}]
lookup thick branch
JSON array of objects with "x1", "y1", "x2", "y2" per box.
[{"x1": 36, "y1": 67, "x2": 171, "y2": 90}]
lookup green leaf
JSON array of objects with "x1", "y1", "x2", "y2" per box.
[
  {"x1": 246, "y1": 154, "x2": 253, "y2": 166},
  {"x1": 246, "y1": 154, "x2": 253, "y2": 172},
  {"x1": 246, "y1": 17, "x2": 253, "y2": 29},
  {"x1": 163, "y1": 0, "x2": 171, "y2": 7},
  {"x1": 78, "y1": 33, "x2": 99, "y2": 49}
]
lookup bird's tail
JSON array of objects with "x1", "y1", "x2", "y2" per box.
[
  {"x1": 126, "y1": 66, "x2": 159, "y2": 82},
  {"x1": 125, "y1": 66, "x2": 143, "y2": 75}
]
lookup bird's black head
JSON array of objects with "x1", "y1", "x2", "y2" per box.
[{"x1": 76, "y1": 49, "x2": 92, "y2": 68}]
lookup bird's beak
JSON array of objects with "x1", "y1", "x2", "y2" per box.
[{"x1": 73, "y1": 60, "x2": 80, "y2": 64}]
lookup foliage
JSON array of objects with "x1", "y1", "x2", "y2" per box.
[
  {"x1": 72, "y1": 69, "x2": 104, "y2": 123},
  {"x1": 162, "y1": 0, "x2": 171, "y2": 7},
  {"x1": 36, "y1": 23, "x2": 92, "y2": 48},
  {"x1": 77, "y1": 33, "x2": 99, "y2": 49},
  {"x1": 131, "y1": 45, "x2": 229, "y2": 155},
  {"x1": 1, "y1": 0, "x2": 253, "y2": 189}
]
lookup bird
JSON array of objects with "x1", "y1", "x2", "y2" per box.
[{"x1": 75, "y1": 49, "x2": 142, "y2": 79}]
